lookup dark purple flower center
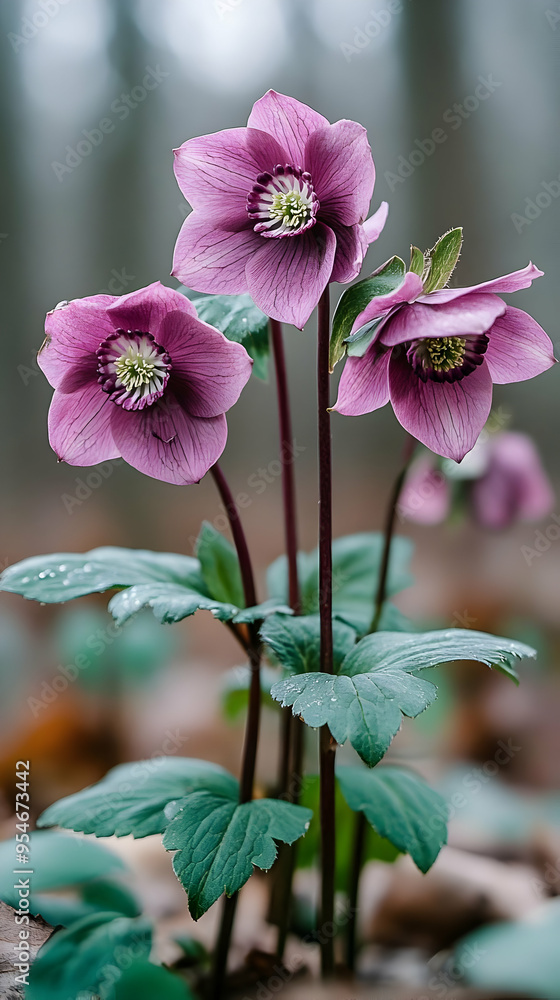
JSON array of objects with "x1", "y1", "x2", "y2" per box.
[
  {"x1": 247, "y1": 164, "x2": 319, "y2": 238},
  {"x1": 97, "y1": 330, "x2": 170, "y2": 410},
  {"x1": 405, "y1": 333, "x2": 489, "y2": 383}
]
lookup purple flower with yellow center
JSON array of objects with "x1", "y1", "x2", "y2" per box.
[
  {"x1": 334, "y1": 263, "x2": 556, "y2": 460},
  {"x1": 38, "y1": 282, "x2": 252, "y2": 485},
  {"x1": 172, "y1": 90, "x2": 388, "y2": 329}
]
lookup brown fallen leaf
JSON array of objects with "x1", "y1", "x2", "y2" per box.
[{"x1": 0, "y1": 900, "x2": 54, "y2": 999}]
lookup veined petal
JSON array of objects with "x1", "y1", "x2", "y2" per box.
[
  {"x1": 330, "y1": 222, "x2": 369, "y2": 284},
  {"x1": 484, "y1": 306, "x2": 557, "y2": 383},
  {"x1": 351, "y1": 271, "x2": 424, "y2": 334},
  {"x1": 362, "y1": 201, "x2": 389, "y2": 244},
  {"x1": 247, "y1": 90, "x2": 329, "y2": 165},
  {"x1": 110, "y1": 395, "x2": 227, "y2": 486},
  {"x1": 159, "y1": 310, "x2": 252, "y2": 418},
  {"x1": 333, "y1": 344, "x2": 390, "y2": 415},
  {"x1": 305, "y1": 120, "x2": 375, "y2": 226},
  {"x1": 389, "y1": 352, "x2": 493, "y2": 461},
  {"x1": 380, "y1": 294, "x2": 506, "y2": 347},
  {"x1": 421, "y1": 262, "x2": 544, "y2": 305},
  {"x1": 172, "y1": 213, "x2": 261, "y2": 295},
  {"x1": 173, "y1": 127, "x2": 286, "y2": 222},
  {"x1": 39, "y1": 296, "x2": 116, "y2": 389},
  {"x1": 106, "y1": 282, "x2": 197, "y2": 340},
  {"x1": 48, "y1": 381, "x2": 119, "y2": 465},
  {"x1": 245, "y1": 221, "x2": 336, "y2": 329}
]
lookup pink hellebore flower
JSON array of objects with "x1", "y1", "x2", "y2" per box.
[
  {"x1": 38, "y1": 283, "x2": 252, "y2": 485},
  {"x1": 400, "y1": 432, "x2": 554, "y2": 530},
  {"x1": 172, "y1": 90, "x2": 388, "y2": 329},
  {"x1": 334, "y1": 263, "x2": 556, "y2": 461}
]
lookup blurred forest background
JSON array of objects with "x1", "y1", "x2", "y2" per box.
[{"x1": 0, "y1": 1, "x2": 560, "y2": 994}]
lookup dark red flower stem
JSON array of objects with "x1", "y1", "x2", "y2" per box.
[
  {"x1": 346, "y1": 434, "x2": 417, "y2": 971},
  {"x1": 209, "y1": 462, "x2": 262, "y2": 999},
  {"x1": 317, "y1": 286, "x2": 336, "y2": 977},
  {"x1": 370, "y1": 434, "x2": 416, "y2": 633},
  {"x1": 269, "y1": 317, "x2": 305, "y2": 957}
]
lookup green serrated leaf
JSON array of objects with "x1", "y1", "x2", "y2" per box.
[
  {"x1": 108, "y1": 585, "x2": 288, "y2": 628},
  {"x1": 456, "y1": 899, "x2": 560, "y2": 998},
  {"x1": 259, "y1": 613, "x2": 357, "y2": 675},
  {"x1": 271, "y1": 664, "x2": 436, "y2": 766},
  {"x1": 409, "y1": 246, "x2": 425, "y2": 277},
  {"x1": 337, "y1": 766, "x2": 448, "y2": 872},
  {"x1": 163, "y1": 793, "x2": 312, "y2": 919},
  {"x1": 38, "y1": 758, "x2": 239, "y2": 838},
  {"x1": 27, "y1": 912, "x2": 152, "y2": 1000},
  {"x1": 329, "y1": 257, "x2": 407, "y2": 370},
  {"x1": 296, "y1": 776, "x2": 400, "y2": 888},
  {"x1": 266, "y1": 533, "x2": 414, "y2": 635},
  {"x1": 271, "y1": 629, "x2": 534, "y2": 766},
  {"x1": 115, "y1": 961, "x2": 195, "y2": 999},
  {"x1": 422, "y1": 227, "x2": 463, "y2": 293},
  {"x1": 0, "y1": 548, "x2": 205, "y2": 603},
  {"x1": 343, "y1": 628, "x2": 535, "y2": 683},
  {"x1": 196, "y1": 522, "x2": 244, "y2": 608},
  {"x1": 0, "y1": 831, "x2": 125, "y2": 907},
  {"x1": 186, "y1": 290, "x2": 269, "y2": 380}
]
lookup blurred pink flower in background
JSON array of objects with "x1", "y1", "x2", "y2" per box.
[
  {"x1": 172, "y1": 90, "x2": 387, "y2": 328},
  {"x1": 38, "y1": 282, "x2": 252, "y2": 486},
  {"x1": 399, "y1": 431, "x2": 555, "y2": 530}
]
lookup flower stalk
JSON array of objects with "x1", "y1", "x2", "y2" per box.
[
  {"x1": 317, "y1": 286, "x2": 336, "y2": 976},
  {"x1": 209, "y1": 462, "x2": 261, "y2": 999}
]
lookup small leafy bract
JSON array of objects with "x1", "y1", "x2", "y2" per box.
[
  {"x1": 38, "y1": 758, "x2": 238, "y2": 838},
  {"x1": 422, "y1": 227, "x2": 463, "y2": 293},
  {"x1": 0, "y1": 547, "x2": 204, "y2": 603},
  {"x1": 185, "y1": 290, "x2": 270, "y2": 380},
  {"x1": 27, "y1": 912, "x2": 152, "y2": 1000},
  {"x1": 329, "y1": 256, "x2": 407, "y2": 370},
  {"x1": 267, "y1": 533, "x2": 413, "y2": 635},
  {"x1": 409, "y1": 245, "x2": 425, "y2": 277},
  {"x1": 337, "y1": 766, "x2": 448, "y2": 872},
  {"x1": 271, "y1": 629, "x2": 535, "y2": 765},
  {"x1": 163, "y1": 793, "x2": 312, "y2": 919},
  {"x1": 260, "y1": 613, "x2": 357, "y2": 675}
]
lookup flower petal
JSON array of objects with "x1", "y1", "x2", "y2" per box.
[
  {"x1": 48, "y1": 381, "x2": 119, "y2": 465},
  {"x1": 172, "y1": 213, "x2": 261, "y2": 295},
  {"x1": 389, "y1": 353, "x2": 493, "y2": 461},
  {"x1": 380, "y1": 293, "x2": 506, "y2": 347},
  {"x1": 484, "y1": 306, "x2": 557, "y2": 384},
  {"x1": 351, "y1": 271, "x2": 424, "y2": 334},
  {"x1": 159, "y1": 310, "x2": 252, "y2": 418},
  {"x1": 39, "y1": 296, "x2": 116, "y2": 389},
  {"x1": 110, "y1": 395, "x2": 227, "y2": 485},
  {"x1": 106, "y1": 282, "x2": 197, "y2": 339},
  {"x1": 399, "y1": 454, "x2": 451, "y2": 525},
  {"x1": 247, "y1": 90, "x2": 329, "y2": 165},
  {"x1": 362, "y1": 201, "x2": 389, "y2": 244},
  {"x1": 421, "y1": 262, "x2": 543, "y2": 305},
  {"x1": 333, "y1": 344, "x2": 390, "y2": 415},
  {"x1": 245, "y1": 222, "x2": 336, "y2": 328},
  {"x1": 329, "y1": 222, "x2": 368, "y2": 284},
  {"x1": 305, "y1": 120, "x2": 375, "y2": 226},
  {"x1": 471, "y1": 431, "x2": 554, "y2": 529},
  {"x1": 173, "y1": 127, "x2": 286, "y2": 222}
]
